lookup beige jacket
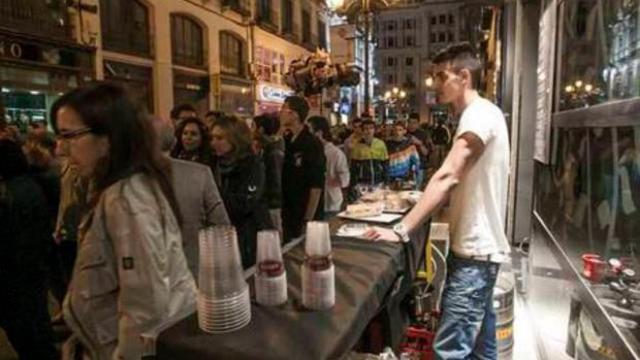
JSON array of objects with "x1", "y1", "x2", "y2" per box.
[{"x1": 63, "y1": 173, "x2": 197, "y2": 360}]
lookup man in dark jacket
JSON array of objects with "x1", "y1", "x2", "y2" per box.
[
  {"x1": 0, "y1": 139, "x2": 57, "y2": 360},
  {"x1": 280, "y1": 96, "x2": 326, "y2": 243}
]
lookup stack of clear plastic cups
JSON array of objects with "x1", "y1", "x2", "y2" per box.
[
  {"x1": 301, "y1": 221, "x2": 335, "y2": 310},
  {"x1": 198, "y1": 226, "x2": 251, "y2": 334},
  {"x1": 254, "y1": 230, "x2": 288, "y2": 306}
]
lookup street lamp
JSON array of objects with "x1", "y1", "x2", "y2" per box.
[
  {"x1": 425, "y1": 76, "x2": 434, "y2": 88},
  {"x1": 393, "y1": 87, "x2": 399, "y2": 95}
]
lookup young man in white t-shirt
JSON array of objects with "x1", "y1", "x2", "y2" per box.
[{"x1": 367, "y1": 43, "x2": 510, "y2": 359}]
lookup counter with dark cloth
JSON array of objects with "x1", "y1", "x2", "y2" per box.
[{"x1": 156, "y1": 218, "x2": 429, "y2": 360}]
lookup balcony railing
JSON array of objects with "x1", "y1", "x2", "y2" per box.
[{"x1": 0, "y1": 0, "x2": 71, "y2": 41}]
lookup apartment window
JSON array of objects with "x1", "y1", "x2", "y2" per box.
[
  {"x1": 387, "y1": 37, "x2": 395, "y2": 48},
  {"x1": 405, "y1": 57, "x2": 413, "y2": 66},
  {"x1": 387, "y1": 74, "x2": 394, "y2": 84},
  {"x1": 439, "y1": 32, "x2": 446, "y2": 42},
  {"x1": 431, "y1": 16, "x2": 436, "y2": 25},
  {"x1": 220, "y1": 31, "x2": 245, "y2": 76},
  {"x1": 387, "y1": 57, "x2": 395, "y2": 67},
  {"x1": 257, "y1": 0, "x2": 273, "y2": 24},
  {"x1": 387, "y1": 21, "x2": 396, "y2": 31},
  {"x1": 100, "y1": 0, "x2": 151, "y2": 56},
  {"x1": 302, "y1": 9, "x2": 311, "y2": 44},
  {"x1": 430, "y1": 33, "x2": 436, "y2": 43},
  {"x1": 405, "y1": 75, "x2": 413, "y2": 86},
  {"x1": 449, "y1": 14, "x2": 454, "y2": 25},
  {"x1": 405, "y1": 19, "x2": 415, "y2": 30},
  {"x1": 405, "y1": 36, "x2": 414, "y2": 47},
  {"x1": 222, "y1": 0, "x2": 251, "y2": 15},
  {"x1": 170, "y1": 15, "x2": 205, "y2": 68},
  {"x1": 281, "y1": 0, "x2": 293, "y2": 34},
  {"x1": 318, "y1": 20, "x2": 327, "y2": 49},
  {"x1": 448, "y1": 32, "x2": 454, "y2": 42},
  {"x1": 439, "y1": 15, "x2": 446, "y2": 24}
]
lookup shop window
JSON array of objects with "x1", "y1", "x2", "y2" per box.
[
  {"x1": 220, "y1": 31, "x2": 246, "y2": 77},
  {"x1": 173, "y1": 71, "x2": 209, "y2": 116},
  {"x1": 558, "y1": 0, "x2": 640, "y2": 111},
  {"x1": 100, "y1": 0, "x2": 151, "y2": 57},
  {"x1": 103, "y1": 60, "x2": 153, "y2": 112},
  {"x1": 171, "y1": 15, "x2": 205, "y2": 68},
  {"x1": 281, "y1": 0, "x2": 293, "y2": 34},
  {"x1": 302, "y1": 9, "x2": 311, "y2": 44}
]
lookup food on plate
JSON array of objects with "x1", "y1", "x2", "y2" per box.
[
  {"x1": 345, "y1": 203, "x2": 383, "y2": 218},
  {"x1": 384, "y1": 193, "x2": 411, "y2": 211}
]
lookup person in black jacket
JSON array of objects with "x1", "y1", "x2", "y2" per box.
[
  {"x1": 279, "y1": 96, "x2": 326, "y2": 243},
  {"x1": 253, "y1": 113, "x2": 285, "y2": 234},
  {"x1": 210, "y1": 115, "x2": 273, "y2": 268},
  {"x1": 0, "y1": 139, "x2": 57, "y2": 360}
]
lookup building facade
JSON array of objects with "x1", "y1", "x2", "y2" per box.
[
  {"x1": 1, "y1": 0, "x2": 329, "y2": 127},
  {"x1": 373, "y1": 0, "x2": 466, "y2": 123}
]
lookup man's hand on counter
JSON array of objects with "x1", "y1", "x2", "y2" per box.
[{"x1": 363, "y1": 227, "x2": 401, "y2": 242}]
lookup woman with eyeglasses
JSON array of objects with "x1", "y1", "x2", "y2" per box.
[{"x1": 52, "y1": 83, "x2": 196, "y2": 359}]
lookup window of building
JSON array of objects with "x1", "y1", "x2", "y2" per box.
[
  {"x1": 448, "y1": 32, "x2": 454, "y2": 42},
  {"x1": 439, "y1": 15, "x2": 446, "y2": 24},
  {"x1": 405, "y1": 19, "x2": 415, "y2": 30},
  {"x1": 387, "y1": 37, "x2": 395, "y2": 48},
  {"x1": 430, "y1": 33, "x2": 436, "y2": 43},
  {"x1": 302, "y1": 9, "x2": 311, "y2": 44},
  {"x1": 387, "y1": 21, "x2": 396, "y2": 31},
  {"x1": 405, "y1": 74, "x2": 414, "y2": 87},
  {"x1": 405, "y1": 36, "x2": 414, "y2": 47},
  {"x1": 406, "y1": 57, "x2": 413, "y2": 66},
  {"x1": 387, "y1": 74, "x2": 394, "y2": 84},
  {"x1": 281, "y1": 0, "x2": 293, "y2": 34},
  {"x1": 257, "y1": 0, "x2": 273, "y2": 24},
  {"x1": 100, "y1": 0, "x2": 151, "y2": 57},
  {"x1": 387, "y1": 57, "x2": 395, "y2": 67},
  {"x1": 220, "y1": 31, "x2": 245, "y2": 76},
  {"x1": 318, "y1": 20, "x2": 327, "y2": 49},
  {"x1": 431, "y1": 16, "x2": 436, "y2": 25},
  {"x1": 439, "y1": 32, "x2": 446, "y2": 42},
  {"x1": 449, "y1": 14, "x2": 454, "y2": 25},
  {"x1": 170, "y1": 15, "x2": 205, "y2": 68}
]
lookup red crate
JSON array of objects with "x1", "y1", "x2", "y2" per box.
[{"x1": 400, "y1": 326, "x2": 436, "y2": 360}]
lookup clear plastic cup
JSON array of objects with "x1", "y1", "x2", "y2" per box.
[
  {"x1": 198, "y1": 226, "x2": 246, "y2": 300},
  {"x1": 301, "y1": 263, "x2": 335, "y2": 310},
  {"x1": 255, "y1": 230, "x2": 288, "y2": 306},
  {"x1": 256, "y1": 230, "x2": 283, "y2": 263},
  {"x1": 305, "y1": 221, "x2": 332, "y2": 257}
]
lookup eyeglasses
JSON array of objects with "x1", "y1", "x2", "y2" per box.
[{"x1": 56, "y1": 127, "x2": 93, "y2": 141}]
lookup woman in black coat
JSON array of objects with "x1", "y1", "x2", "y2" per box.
[{"x1": 210, "y1": 116, "x2": 273, "y2": 268}]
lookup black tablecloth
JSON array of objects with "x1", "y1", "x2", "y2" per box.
[{"x1": 156, "y1": 222, "x2": 428, "y2": 360}]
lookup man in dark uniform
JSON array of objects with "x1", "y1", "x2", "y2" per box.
[{"x1": 279, "y1": 96, "x2": 326, "y2": 243}]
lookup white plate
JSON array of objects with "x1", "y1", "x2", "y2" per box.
[
  {"x1": 336, "y1": 223, "x2": 371, "y2": 237},
  {"x1": 383, "y1": 206, "x2": 412, "y2": 214},
  {"x1": 400, "y1": 191, "x2": 422, "y2": 203},
  {"x1": 337, "y1": 211, "x2": 403, "y2": 224}
]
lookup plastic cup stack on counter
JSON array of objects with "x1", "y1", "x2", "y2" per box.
[
  {"x1": 255, "y1": 230, "x2": 288, "y2": 306},
  {"x1": 197, "y1": 226, "x2": 251, "y2": 334},
  {"x1": 301, "y1": 221, "x2": 336, "y2": 310}
]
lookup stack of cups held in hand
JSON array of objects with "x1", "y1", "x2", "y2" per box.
[
  {"x1": 197, "y1": 226, "x2": 251, "y2": 334},
  {"x1": 255, "y1": 230, "x2": 288, "y2": 306},
  {"x1": 301, "y1": 221, "x2": 336, "y2": 310}
]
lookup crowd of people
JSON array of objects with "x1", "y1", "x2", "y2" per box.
[
  {"x1": 0, "y1": 81, "x2": 452, "y2": 359},
  {"x1": 0, "y1": 41, "x2": 512, "y2": 360}
]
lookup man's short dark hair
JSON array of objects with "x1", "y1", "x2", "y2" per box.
[
  {"x1": 170, "y1": 103, "x2": 196, "y2": 120},
  {"x1": 408, "y1": 113, "x2": 420, "y2": 122},
  {"x1": 433, "y1": 42, "x2": 482, "y2": 88},
  {"x1": 283, "y1": 95, "x2": 309, "y2": 123},
  {"x1": 308, "y1": 116, "x2": 332, "y2": 142},
  {"x1": 254, "y1": 113, "x2": 280, "y2": 136},
  {"x1": 361, "y1": 119, "x2": 376, "y2": 128}
]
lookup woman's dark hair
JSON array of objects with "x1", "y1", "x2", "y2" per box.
[
  {"x1": 253, "y1": 113, "x2": 280, "y2": 136},
  {"x1": 0, "y1": 139, "x2": 29, "y2": 180},
  {"x1": 211, "y1": 115, "x2": 253, "y2": 160},
  {"x1": 170, "y1": 117, "x2": 213, "y2": 162},
  {"x1": 50, "y1": 82, "x2": 182, "y2": 223},
  {"x1": 308, "y1": 116, "x2": 332, "y2": 143}
]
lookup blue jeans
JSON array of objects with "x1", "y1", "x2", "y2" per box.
[{"x1": 434, "y1": 255, "x2": 501, "y2": 360}]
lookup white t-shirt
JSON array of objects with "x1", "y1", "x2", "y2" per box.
[
  {"x1": 324, "y1": 142, "x2": 350, "y2": 212},
  {"x1": 449, "y1": 97, "x2": 510, "y2": 260}
]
